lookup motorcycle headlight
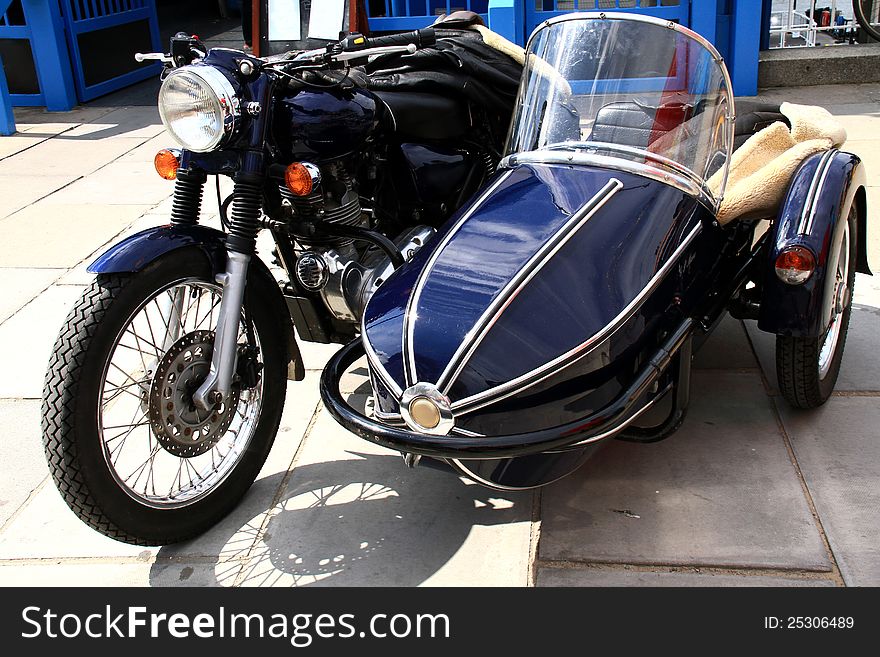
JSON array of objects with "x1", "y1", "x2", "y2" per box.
[{"x1": 158, "y1": 66, "x2": 240, "y2": 152}]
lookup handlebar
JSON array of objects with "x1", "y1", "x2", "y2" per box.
[{"x1": 361, "y1": 28, "x2": 436, "y2": 50}]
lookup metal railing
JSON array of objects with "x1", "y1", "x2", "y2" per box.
[{"x1": 769, "y1": 0, "x2": 857, "y2": 48}]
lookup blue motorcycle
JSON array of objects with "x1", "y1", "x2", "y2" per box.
[
  {"x1": 41, "y1": 17, "x2": 521, "y2": 545},
  {"x1": 43, "y1": 13, "x2": 870, "y2": 545}
]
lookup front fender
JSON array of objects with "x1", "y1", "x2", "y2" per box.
[
  {"x1": 88, "y1": 223, "x2": 228, "y2": 275},
  {"x1": 758, "y1": 150, "x2": 869, "y2": 337},
  {"x1": 88, "y1": 224, "x2": 305, "y2": 381}
]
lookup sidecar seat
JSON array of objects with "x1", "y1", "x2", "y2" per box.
[{"x1": 588, "y1": 99, "x2": 790, "y2": 152}]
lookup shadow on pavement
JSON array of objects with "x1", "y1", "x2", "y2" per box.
[{"x1": 150, "y1": 454, "x2": 529, "y2": 587}]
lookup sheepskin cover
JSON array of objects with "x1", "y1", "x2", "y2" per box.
[{"x1": 711, "y1": 102, "x2": 847, "y2": 224}]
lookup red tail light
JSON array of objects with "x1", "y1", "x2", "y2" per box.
[{"x1": 775, "y1": 246, "x2": 816, "y2": 285}]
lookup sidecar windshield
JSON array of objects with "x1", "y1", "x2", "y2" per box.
[{"x1": 505, "y1": 13, "x2": 734, "y2": 208}]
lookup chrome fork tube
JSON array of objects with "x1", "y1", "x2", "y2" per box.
[{"x1": 193, "y1": 251, "x2": 251, "y2": 409}]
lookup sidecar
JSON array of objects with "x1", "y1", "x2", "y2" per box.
[{"x1": 320, "y1": 13, "x2": 871, "y2": 490}]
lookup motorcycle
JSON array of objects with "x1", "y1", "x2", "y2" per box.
[
  {"x1": 320, "y1": 13, "x2": 872, "y2": 491},
  {"x1": 43, "y1": 11, "x2": 871, "y2": 546},
  {"x1": 41, "y1": 15, "x2": 521, "y2": 545}
]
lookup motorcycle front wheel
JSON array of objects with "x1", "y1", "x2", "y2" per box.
[{"x1": 42, "y1": 250, "x2": 287, "y2": 545}]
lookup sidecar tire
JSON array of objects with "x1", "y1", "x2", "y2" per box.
[
  {"x1": 41, "y1": 253, "x2": 287, "y2": 545},
  {"x1": 776, "y1": 209, "x2": 856, "y2": 409}
]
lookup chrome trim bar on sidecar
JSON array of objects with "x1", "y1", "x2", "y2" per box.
[
  {"x1": 450, "y1": 222, "x2": 702, "y2": 416},
  {"x1": 319, "y1": 317, "x2": 694, "y2": 460},
  {"x1": 434, "y1": 177, "x2": 624, "y2": 395},
  {"x1": 502, "y1": 149, "x2": 717, "y2": 212},
  {"x1": 400, "y1": 170, "x2": 515, "y2": 388}
]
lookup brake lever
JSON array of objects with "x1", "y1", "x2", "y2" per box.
[{"x1": 135, "y1": 52, "x2": 173, "y2": 64}]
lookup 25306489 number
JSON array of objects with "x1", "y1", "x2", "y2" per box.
[{"x1": 764, "y1": 617, "x2": 854, "y2": 629}]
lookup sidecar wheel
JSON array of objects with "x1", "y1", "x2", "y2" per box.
[
  {"x1": 41, "y1": 251, "x2": 287, "y2": 545},
  {"x1": 776, "y1": 208, "x2": 856, "y2": 409}
]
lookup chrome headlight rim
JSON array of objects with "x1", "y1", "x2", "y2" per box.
[{"x1": 159, "y1": 65, "x2": 241, "y2": 153}]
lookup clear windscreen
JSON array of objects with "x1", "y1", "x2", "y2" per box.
[{"x1": 506, "y1": 14, "x2": 734, "y2": 204}]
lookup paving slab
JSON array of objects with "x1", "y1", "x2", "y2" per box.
[
  {"x1": 756, "y1": 83, "x2": 880, "y2": 106},
  {"x1": 13, "y1": 105, "x2": 118, "y2": 133},
  {"x1": 0, "y1": 203, "x2": 150, "y2": 268},
  {"x1": 0, "y1": 559, "x2": 240, "y2": 587},
  {"x1": 853, "y1": 272, "x2": 880, "y2": 307},
  {"x1": 0, "y1": 375, "x2": 320, "y2": 569},
  {"x1": 692, "y1": 314, "x2": 758, "y2": 370},
  {"x1": 158, "y1": 375, "x2": 322, "y2": 562},
  {"x1": 0, "y1": 484, "x2": 157, "y2": 561},
  {"x1": 0, "y1": 174, "x2": 81, "y2": 220},
  {"x1": 235, "y1": 407, "x2": 533, "y2": 587},
  {"x1": 536, "y1": 567, "x2": 836, "y2": 587},
  {"x1": 745, "y1": 304, "x2": 880, "y2": 395},
  {"x1": 40, "y1": 160, "x2": 175, "y2": 206},
  {"x1": 0, "y1": 561, "x2": 155, "y2": 587},
  {"x1": 0, "y1": 133, "x2": 51, "y2": 160},
  {"x1": 0, "y1": 268, "x2": 64, "y2": 325},
  {"x1": 0, "y1": 284, "x2": 85, "y2": 399},
  {"x1": 863, "y1": 186, "x2": 880, "y2": 261},
  {"x1": 0, "y1": 134, "x2": 148, "y2": 179},
  {"x1": 841, "y1": 141, "x2": 880, "y2": 184},
  {"x1": 778, "y1": 396, "x2": 880, "y2": 587},
  {"x1": 60, "y1": 106, "x2": 164, "y2": 141},
  {"x1": 0, "y1": 400, "x2": 48, "y2": 529},
  {"x1": 539, "y1": 371, "x2": 830, "y2": 571}
]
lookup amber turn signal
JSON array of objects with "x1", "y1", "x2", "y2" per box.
[
  {"x1": 154, "y1": 149, "x2": 180, "y2": 180},
  {"x1": 775, "y1": 245, "x2": 816, "y2": 285},
  {"x1": 285, "y1": 162, "x2": 320, "y2": 196}
]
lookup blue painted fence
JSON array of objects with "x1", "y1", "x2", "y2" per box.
[
  {"x1": 60, "y1": 0, "x2": 161, "y2": 102},
  {"x1": 365, "y1": 0, "x2": 491, "y2": 31},
  {"x1": 0, "y1": 0, "x2": 160, "y2": 134}
]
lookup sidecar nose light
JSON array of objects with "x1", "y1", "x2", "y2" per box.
[
  {"x1": 409, "y1": 397, "x2": 441, "y2": 429},
  {"x1": 399, "y1": 383, "x2": 454, "y2": 436},
  {"x1": 775, "y1": 246, "x2": 816, "y2": 285},
  {"x1": 285, "y1": 162, "x2": 321, "y2": 196},
  {"x1": 154, "y1": 149, "x2": 181, "y2": 180}
]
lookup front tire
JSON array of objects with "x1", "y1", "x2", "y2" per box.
[
  {"x1": 42, "y1": 251, "x2": 288, "y2": 545},
  {"x1": 776, "y1": 207, "x2": 856, "y2": 409}
]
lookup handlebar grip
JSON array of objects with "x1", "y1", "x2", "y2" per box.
[{"x1": 364, "y1": 28, "x2": 436, "y2": 50}]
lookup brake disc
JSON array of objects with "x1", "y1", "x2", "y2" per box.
[{"x1": 148, "y1": 330, "x2": 240, "y2": 458}]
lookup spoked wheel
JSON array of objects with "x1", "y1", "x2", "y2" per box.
[
  {"x1": 42, "y1": 250, "x2": 287, "y2": 545},
  {"x1": 776, "y1": 207, "x2": 857, "y2": 409},
  {"x1": 854, "y1": 0, "x2": 880, "y2": 42}
]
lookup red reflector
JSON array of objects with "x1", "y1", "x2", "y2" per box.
[{"x1": 775, "y1": 246, "x2": 815, "y2": 285}]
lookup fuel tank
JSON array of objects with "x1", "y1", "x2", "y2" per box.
[
  {"x1": 360, "y1": 162, "x2": 717, "y2": 488},
  {"x1": 273, "y1": 87, "x2": 380, "y2": 161}
]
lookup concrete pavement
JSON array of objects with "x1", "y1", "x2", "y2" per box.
[{"x1": 0, "y1": 82, "x2": 878, "y2": 587}]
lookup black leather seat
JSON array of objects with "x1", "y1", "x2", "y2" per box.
[
  {"x1": 589, "y1": 101, "x2": 665, "y2": 148},
  {"x1": 732, "y1": 101, "x2": 789, "y2": 150},
  {"x1": 589, "y1": 99, "x2": 790, "y2": 152},
  {"x1": 373, "y1": 91, "x2": 472, "y2": 141}
]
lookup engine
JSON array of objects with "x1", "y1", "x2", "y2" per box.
[{"x1": 281, "y1": 159, "x2": 433, "y2": 324}]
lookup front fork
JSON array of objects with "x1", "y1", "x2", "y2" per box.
[
  {"x1": 192, "y1": 166, "x2": 265, "y2": 410},
  {"x1": 162, "y1": 166, "x2": 262, "y2": 410},
  {"x1": 189, "y1": 78, "x2": 275, "y2": 410}
]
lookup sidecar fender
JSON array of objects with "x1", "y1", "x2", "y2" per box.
[
  {"x1": 758, "y1": 150, "x2": 870, "y2": 337},
  {"x1": 88, "y1": 224, "x2": 305, "y2": 381}
]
